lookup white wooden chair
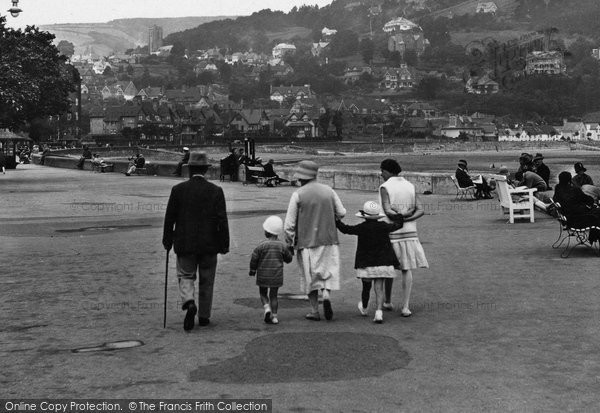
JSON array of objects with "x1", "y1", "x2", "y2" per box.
[
  {"x1": 450, "y1": 175, "x2": 477, "y2": 200},
  {"x1": 489, "y1": 174, "x2": 536, "y2": 223}
]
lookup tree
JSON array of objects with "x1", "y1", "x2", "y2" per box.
[
  {"x1": 57, "y1": 40, "x2": 75, "y2": 58},
  {"x1": 328, "y1": 30, "x2": 359, "y2": 58},
  {"x1": 103, "y1": 66, "x2": 114, "y2": 78},
  {"x1": 359, "y1": 38, "x2": 375, "y2": 64},
  {"x1": 332, "y1": 110, "x2": 344, "y2": 138},
  {"x1": 0, "y1": 18, "x2": 79, "y2": 131}
]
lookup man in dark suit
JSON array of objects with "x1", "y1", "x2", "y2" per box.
[
  {"x1": 455, "y1": 159, "x2": 492, "y2": 199},
  {"x1": 163, "y1": 152, "x2": 229, "y2": 331}
]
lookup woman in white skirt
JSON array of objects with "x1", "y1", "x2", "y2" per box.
[{"x1": 379, "y1": 159, "x2": 429, "y2": 317}]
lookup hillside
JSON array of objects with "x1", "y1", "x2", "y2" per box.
[{"x1": 40, "y1": 16, "x2": 236, "y2": 56}]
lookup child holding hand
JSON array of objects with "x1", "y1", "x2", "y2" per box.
[
  {"x1": 336, "y1": 201, "x2": 403, "y2": 323},
  {"x1": 249, "y1": 215, "x2": 293, "y2": 324}
]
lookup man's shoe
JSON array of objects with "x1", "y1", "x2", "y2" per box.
[
  {"x1": 357, "y1": 301, "x2": 368, "y2": 316},
  {"x1": 382, "y1": 302, "x2": 394, "y2": 311},
  {"x1": 198, "y1": 317, "x2": 210, "y2": 326},
  {"x1": 374, "y1": 310, "x2": 383, "y2": 324},
  {"x1": 323, "y1": 299, "x2": 333, "y2": 320},
  {"x1": 183, "y1": 303, "x2": 197, "y2": 331},
  {"x1": 305, "y1": 312, "x2": 321, "y2": 321}
]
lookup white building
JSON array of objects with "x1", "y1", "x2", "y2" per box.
[
  {"x1": 383, "y1": 17, "x2": 421, "y2": 33},
  {"x1": 272, "y1": 43, "x2": 297, "y2": 59}
]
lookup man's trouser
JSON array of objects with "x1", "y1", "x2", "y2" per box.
[{"x1": 176, "y1": 254, "x2": 218, "y2": 319}]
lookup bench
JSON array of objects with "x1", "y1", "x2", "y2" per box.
[
  {"x1": 450, "y1": 175, "x2": 477, "y2": 200},
  {"x1": 91, "y1": 163, "x2": 114, "y2": 173},
  {"x1": 489, "y1": 174, "x2": 536, "y2": 223},
  {"x1": 551, "y1": 201, "x2": 600, "y2": 258},
  {"x1": 133, "y1": 167, "x2": 147, "y2": 175},
  {"x1": 243, "y1": 165, "x2": 266, "y2": 185}
]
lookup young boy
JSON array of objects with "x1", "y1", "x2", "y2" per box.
[{"x1": 249, "y1": 216, "x2": 294, "y2": 324}]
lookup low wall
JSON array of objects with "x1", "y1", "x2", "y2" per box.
[{"x1": 32, "y1": 154, "x2": 461, "y2": 195}]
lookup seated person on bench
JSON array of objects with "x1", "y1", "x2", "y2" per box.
[
  {"x1": 125, "y1": 153, "x2": 145, "y2": 176},
  {"x1": 91, "y1": 154, "x2": 109, "y2": 172},
  {"x1": 262, "y1": 159, "x2": 289, "y2": 187}
]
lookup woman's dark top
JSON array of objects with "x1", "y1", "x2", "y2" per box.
[
  {"x1": 336, "y1": 219, "x2": 403, "y2": 269},
  {"x1": 553, "y1": 183, "x2": 600, "y2": 228}
]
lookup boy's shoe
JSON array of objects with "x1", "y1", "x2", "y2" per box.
[
  {"x1": 374, "y1": 310, "x2": 383, "y2": 324},
  {"x1": 400, "y1": 307, "x2": 412, "y2": 317},
  {"x1": 382, "y1": 302, "x2": 394, "y2": 311},
  {"x1": 305, "y1": 312, "x2": 321, "y2": 321},
  {"x1": 323, "y1": 299, "x2": 333, "y2": 320},
  {"x1": 183, "y1": 303, "x2": 197, "y2": 331},
  {"x1": 264, "y1": 305, "x2": 272, "y2": 324},
  {"x1": 271, "y1": 315, "x2": 279, "y2": 324},
  {"x1": 357, "y1": 301, "x2": 368, "y2": 316}
]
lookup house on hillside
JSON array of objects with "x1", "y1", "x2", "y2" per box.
[
  {"x1": 440, "y1": 115, "x2": 485, "y2": 139},
  {"x1": 311, "y1": 42, "x2": 330, "y2": 57},
  {"x1": 582, "y1": 112, "x2": 600, "y2": 140},
  {"x1": 387, "y1": 32, "x2": 429, "y2": 56},
  {"x1": 555, "y1": 120, "x2": 586, "y2": 141},
  {"x1": 476, "y1": 2, "x2": 497, "y2": 13},
  {"x1": 380, "y1": 64, "x2": 415, "y2": 89},
  {"x1": 465, "y1": 74, "x2": 499, "y2": 94},
  {"x1": 321, "y1": 27, "x2": 337, "y2": 40},
  {"x1": 383, "y1": 17, "x2": 421, "y2": 33},
  {"x1": 272, "y1": 43, "x2": 297, "y2": 59},
  {"x1": 593, "y1": 49, "x2": 600, "y2": 60},
  {"x1": 269, "y1": 85, "x2": 313, "y2": 103},
  {"x1": 137, "y1": 87, "x2": 163, "y2": 101},
  {"x1": 284, "y1": 112, "x2": 318, "y2": 139},
  {"x1": 525, "y1": 51, "x2": 566, "y2": 75},
  {"x1": 344, "y1": 66, "x2": 372, "y2": 84},
  {"x1": 406, "y1": 102, "x2": 438, "y2": 118},
  {"x1": 101, "y1": 81, "x2": 138, "y2": 101}
]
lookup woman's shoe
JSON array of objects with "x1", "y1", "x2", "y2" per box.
[
  {"x1": 374, "y1": 310, "x2": 383, "y2": 324},
  {"x1": 382, "y1": 302, "x2": 394, "y2": 311},
  {"x1": 400, "y1": 307, "x2": 412, "y2": 317}
]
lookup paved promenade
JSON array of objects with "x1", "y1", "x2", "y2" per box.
[{"x1": 1, "y1": 164, "x2": 599, "y2": 412}]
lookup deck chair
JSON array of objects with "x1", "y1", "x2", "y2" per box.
[
  {"x1": 489, "y1": 174, "x2": 536, "y2": 223},
  {"x1": 551, "y1": 201, "x2": 600, "y2": 258},
  {"x1": 450, "y1": 175, "x2": 477, "y2": 200}
]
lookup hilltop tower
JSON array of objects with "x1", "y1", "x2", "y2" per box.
[{"x1": 148, "y1": 25, "x2": 163, "y2": 54}]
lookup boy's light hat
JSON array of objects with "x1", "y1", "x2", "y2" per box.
[
  {"x1": 263, "y1": 215, "x2": 284, "y2": 235},
  {"x1": 355, "y1": 201, "x2": 386, "y2": 220}
]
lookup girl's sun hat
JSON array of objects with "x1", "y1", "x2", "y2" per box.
[
  {"x1": 263, "y1": 215, "x2": 284, "y2": 235},
  {"x1": 355, "y1": 201, "x2": 386, "y2": 220}
]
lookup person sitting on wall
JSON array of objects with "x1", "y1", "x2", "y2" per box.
[
  {"x1": 125, "y1": 153, "x2": 145, "y2": 176},
  {"x1": 76, "y1": 146, "x2": 93, "y2": 169},
  {"x1": 263, "y1": 159, "x2": 289, "y2": 187},
  {"x1": 173, "y1": 147, "x2": 190, "y2": 177},
  {"x1": 455, "y1": 159, "x2": 492, "y2": 199}
]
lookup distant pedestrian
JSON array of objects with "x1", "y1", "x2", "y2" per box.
[
  {"x1": 336, "y1": 201, "x2": 403, "y2": 324},
  {"x1": 284, "y1": 160, "x2": 346, "y2": 321},
  {"x1": 0, "y1": 151, "x2": 6, "y2": 174},
  {"x1": 163, "y1": 152, "x2": 229, "y2": 331},
  {"x1": 249, "y1": 216, "x2": 293, "y2": 325}
]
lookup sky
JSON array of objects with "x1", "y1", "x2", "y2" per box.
[{"x1": 4, "y1": 0, "x2": 334, "y2": 28}]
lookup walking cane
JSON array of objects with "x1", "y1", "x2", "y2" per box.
[{"x1": 164, "y1": 250, "x2": 169, "y2": 328}]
